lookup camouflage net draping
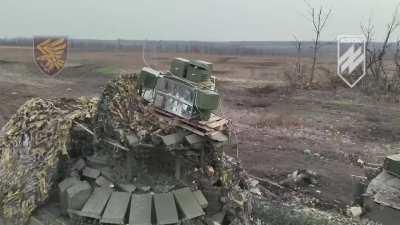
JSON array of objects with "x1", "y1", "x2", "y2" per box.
[
  {"x1": 94, "y1": 74, "x2": 173, "y2": 145},
  {"x1": 0, "y1": 97, "x2": 98, "y2": 225}
]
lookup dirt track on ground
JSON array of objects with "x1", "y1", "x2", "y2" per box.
[{"x1": 1, "y1": 46, "x2": 400, "y2": 211}]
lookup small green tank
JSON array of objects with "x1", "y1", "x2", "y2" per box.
[{"x1": 138, "y1": 58, "x2": 220, "y2": 121}]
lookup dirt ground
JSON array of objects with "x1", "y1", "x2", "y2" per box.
[{"x1": 1, "y1": 46, "x2": 400, "y2": 213}]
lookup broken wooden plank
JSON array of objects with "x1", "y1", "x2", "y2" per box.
[
  {"x1": 177, "y1": 123, "x2": 206, "y2": 136},
  {"x1": 208, "y1": 131, "x2": 228, "y2": 142},
  {"x1": 206, "y1": 119, "x2": 229, "y2": 129},
  {"x1": 129, "y1": 194, "x2": 153, "y2": 225},
  {"x1": 198, "y1": 113, "x2": 222, "y2": 124},
  {"x1": 101, "y1": 192, "x2": 131, "y2": 224}
]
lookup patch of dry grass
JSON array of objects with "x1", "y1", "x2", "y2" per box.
[{"x1": 255, "y1": 113, "x2": 302, "y2": 129}]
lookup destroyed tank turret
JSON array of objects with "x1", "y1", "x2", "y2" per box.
[{"x1": 0, "y1": 59, "x2": 252, "y2": 225}]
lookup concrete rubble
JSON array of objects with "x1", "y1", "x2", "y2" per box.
[{"x1": 361, "y1": 154, "x2": 400, "y2": 225}]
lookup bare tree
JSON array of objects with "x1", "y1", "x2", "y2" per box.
[
  {"x1": 361, "y1": 5, "x2": 400, "y2": 95},
  {"x1": 394, "y1": 40, "x2": 400, "y2": 74},
  {"x1": 284, "y1": 34, "x2": 306, "y2": 92},
  {"x1": 360, "y1": 17, "x2": 375, "y2": 70},
  {"x1": 304, "y1": 0, "x2": 332, "y2": 86},
  {"x1": 292, "y1": 34, "x2": 303, "y2": 74}
]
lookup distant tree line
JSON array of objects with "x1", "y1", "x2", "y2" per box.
[{"x1": 0, "y1": 37, "x2": 336, "y2": 57}]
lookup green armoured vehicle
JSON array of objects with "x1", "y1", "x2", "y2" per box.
[{"x1": 138, "y1": 58, "x2": 220, "y2": 121}]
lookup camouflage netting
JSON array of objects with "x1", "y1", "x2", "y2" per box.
[
  {"x1": 94, "y1": 73, "x2": 173, "y2": 144},
  {"x1": 0, "y1": 97, "x2": 98, "y2": 225}
]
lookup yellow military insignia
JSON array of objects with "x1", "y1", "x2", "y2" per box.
[{"x1": 34, "y1": 37, "x2": 68, "y2": 76}]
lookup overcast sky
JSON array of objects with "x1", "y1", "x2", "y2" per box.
[{"x1": 0, "y1": 0, "x2": 399, "y2": 41}]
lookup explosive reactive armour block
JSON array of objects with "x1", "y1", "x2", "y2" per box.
[
  {"x1": 173, "y1": 188, "x2": 205, "y2": 220},
  {"x1": 58, "y1": 177, "x2": 80, "y2": 215},
  {"x1": 129, "y1": 194, "x2": 153, "y2": 225},
  {"x1": 119, "y1": 184, "x2": 137, "y2": 193},
  {"x1": 82, "y1": 167, "x2": 101, "y2": 179},
  {"x1": 384, "y1": 154, "x2": 400, "y2": 178},
  {"x1": 95, "y1": 176, "x2": 113, "y2": 188},
  {"x1": 86, "y1": 155, "x2": 110, "y2": 168},
  {"x1": 80, "y1": 187, "x2": 112, "y2": 219},
  {"x1": 71, "y1": 158, "x2": 86, "y2": 171},
  {"x1": 154, "y1": 192, "x2": 179, "y2": 225},
  {"x1": 193, "y1": 190, "x2": 208, "y2": 209},
  {"x1": 66, "y1": 181, "x2": 92, "y2": 212},
  {"x1": 101, "y1": 192, "x2": 131, "y2": 224}
]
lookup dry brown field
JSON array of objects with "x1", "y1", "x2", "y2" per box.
[{"x1": 1, "y1": 46, "x2": 399, "y2": 212}]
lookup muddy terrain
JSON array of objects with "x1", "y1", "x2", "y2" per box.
[{"x1": 1, "y1": 46, "x2": 399, "y2": 213}]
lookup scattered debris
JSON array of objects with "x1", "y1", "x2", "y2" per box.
[
  {"x1": 250, "y1": 187, "x2": 262, "y2": 196},
  {"x1": 304, "y1": 149, "x2": 312, "y2": 156},
  {"x1": 357, "y1": 158, "x2": 365, "y2": 167},
  {"x1": 95, "y1": 176, "x2": 114, "y2": 188},
  {"x1": 280, "y1": 169, "x2": 319, "y2": 188},
  {"x1": 347, "y1": 206, "x2": 362, "y2": 218},
  {"x1": 206, "y1": 165, "x2": 215, "y2": 177},
  {"x1": 206, "y1": 212, "x2": 226, "y2": 225}
]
